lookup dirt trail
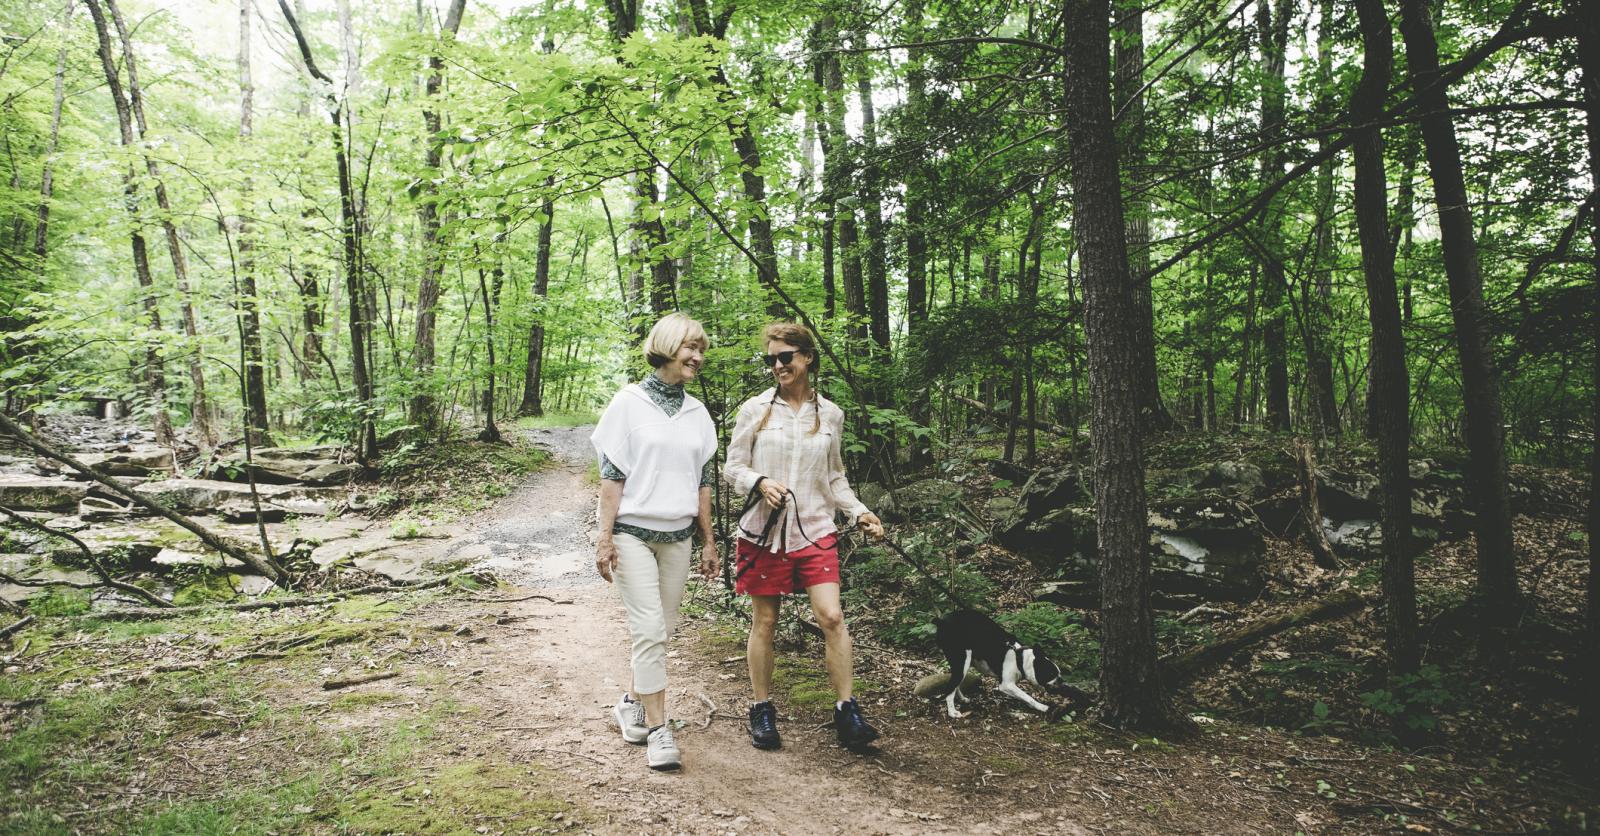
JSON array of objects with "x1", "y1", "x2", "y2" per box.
[{"x1": 438, "y1": 426, "x2": 1090, "y2": 835}]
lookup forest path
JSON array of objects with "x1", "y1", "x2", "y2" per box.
[{"x1": 434, "y1": 424, "x2": 1093, "y2": 835}]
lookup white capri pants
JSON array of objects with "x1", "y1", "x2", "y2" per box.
[{"x1": 612, "y1": 532, "x2": 692, "y2": 695}]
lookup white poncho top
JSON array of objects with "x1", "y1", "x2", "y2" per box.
[{"x1": 590, "y1": 383, "x2": 718, "y2": 532}]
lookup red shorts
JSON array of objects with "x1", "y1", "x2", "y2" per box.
[{"x1": 734, "y1": 534, "x2": 840, "y2": 596}]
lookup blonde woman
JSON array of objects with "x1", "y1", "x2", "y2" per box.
[
  {"x1": 724, "y1": 322, "x2": 886, "y2": 751},
  {"x1": 591, "y1": 313, "x2": 719, "y2": 770}
]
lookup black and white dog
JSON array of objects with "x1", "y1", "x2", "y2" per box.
[{"x1": 934, "y1": 608, "x2": 1076, "y2": 718}]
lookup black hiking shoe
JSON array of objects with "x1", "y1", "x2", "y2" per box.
[
  {"x1": 748, "y1": 700, "x2": 781, "y2": 750},
  {"x1": 833, "y1": 698, "x2": 879, "y2": 749}
]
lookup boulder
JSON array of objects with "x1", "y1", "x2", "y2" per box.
[
  {"x1": 79, "y1": 496, "x2": 134, "y2": 522},
  {"x1": 1146, "y1": 497, "x2": 1266, "y2": 602},
  {"x1": 210, "y1": 446, "x2": 357, "y2": 486},
  {"x1": 220, "y1": 502, "x2": 288, "y2": 524},
  {"x1": 1188, "y1": 461, "x2": 1266, "y2": 499},
  {"x1": 0, "y1": 474, "x2": 89, "y2": 513},
  {"x1": 855, "y1": 483, "x2": 895, "y2": 521},
  {"x1": 892, "y1": 479, "x2": 964, "y2": 522},
  {"x1": 71, "y1": 448, "x2": 173, "y2": 477}
]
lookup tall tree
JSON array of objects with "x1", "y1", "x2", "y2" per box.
[
  {"x1": 1256, "y1": 0, "x2": 1292, "y2": 432},
  {"x1": 520, "y1": 196, "x2": 555, "y2": 418},
  {"x1": 817, "y1": 14, "x2": 866, "y2": 344},
  {"x1": 105, "y1": 0, "x2": 214, "y2": 447},
  {"x1": 410, "y1": 0, "x2": 469, "y2": 433},
  {"x1": 1351, "y1": 0, "x2": 1418, "y2": 677},
  {"x1": 1305, "y1": 0, "x2": 1342, "y2": 437},
  {"x1": 31, "y1": 2, "x2": 69, "y2": 261},
  {"x1": 852, "y1": 31, "x2": 892, "y2": 356},
  {"x1": 1064, "y1": 0, "x2": 1172, "y2": 730},
  {"x1": 1113, "y1": 0, "x2": 1172, "y2": 432},
  {"x1": 83, "y1": 0, "x2": 173, "y2": 446},
  {"x1": 1575, "y1": 0, "x2": 1600, "y2": 754},
  {"x1": 903, "y1": 0, "x2": 931, "y2": 468},
  {"x1": 236, "y1": 0, "x2": 272, "y2": 447},
  {"x1": 1396, "y1": 0, "x2": 1519, "y2": 617},
  {"x1": 278, "y1": 0, "x2": 379, "y2": 464}
]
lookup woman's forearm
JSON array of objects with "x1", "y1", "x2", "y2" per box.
[
  {"x1": 597, "y1": 479, "x2": 624, "y2": 540},
  {"x1": 696, "y1": 485, "x2": 714, "y2": 541}
]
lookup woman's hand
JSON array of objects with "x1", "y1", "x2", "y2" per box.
[
  {"x1": 698, "y1": 540, "x2": 720, "y2": 581},
  {"x1": 595, "y1": 537, "x2": 618, "y2": 582},
  {"x1": 758, "y1": 478, "x2": 789, "y2": 509},
  {"x1": 857, "y1": 511, "x2": 885, "y2": 540}
]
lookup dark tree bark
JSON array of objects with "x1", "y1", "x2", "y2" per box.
[
  {"x1": 1305, "y1": 0, "x2": 1341, "y2": 437},
  {"x1": 83, "y1": 0, "x2": 173, "y2": 447},
  {"x1": 1397, "y1": 0, "x2": 1519, "y2": 616},
  {"x1": 685, "y1": 0, "x2": 784, "y2": 317},
  {"x1": 1574, "y1": 0, "x2": 1600, "y2": 755},
  {"x1": 237, "y1": 0, "x2": 272, "y2": 447},
  {"x1": 278, "y1": 0, "x2": 378, "y2": 464},
  {"x1": 1257, "y1": 0, "x2": 1292, "y2": 432},
  {"x1": 1064, "y1": 0, "x2": 1174, "y2": 731},
  {"x1": 520, "y1": 200, "x2": 555, "y2": 417},
  {"x1": 32, "y1": 5, "x2": 68, "y2": 261},
  {"x1": 852, "y1": 32, "x2": 892, "y2": 356},
  {"x1": 409, "y1": 0, "x2": 468, "y2": 434},
  {"x1": 1352, "y1": 0, "x2": 1418, "y2": 677},
  {"x1": 904, "y1": 0, "x2": 931, "y2": 468},
  {"x1": 818, "y1": 15, "x2": 866, "y2": 344},
  {"x1": 105, "y1": 0, "x2": 214, "y2": 448},
  {"x1": 1113, "y1": 0, "x2": 1173, "y2": 433}
]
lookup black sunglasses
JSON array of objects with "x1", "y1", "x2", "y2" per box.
[{"x1": 763, "y1": 350, "x2": 802, "y2": 367}]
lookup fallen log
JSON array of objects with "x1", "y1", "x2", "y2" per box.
[
  {"x1": 1160, "y1": 590, "x2": 1368, "y2": 686},
  {"x1": 0, "y1": 412, "x2": 286, "y2": 583},
  {"x1": 951, "y1": 394, "x2": 1073, "y2": 437},
  {"x1": 1, "y1": 614, "x2": 35, "y2": 641}
]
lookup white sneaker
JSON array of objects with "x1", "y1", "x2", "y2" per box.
[
  {"x1": 646, "y1": 724, "x2": 681, "y2": 770},
  {"x1": 613, "y1": 694, "x2": 648, "y2": 744}
]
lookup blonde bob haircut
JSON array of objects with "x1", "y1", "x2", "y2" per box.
[{"x1": 643, "y1": 312, "x2": 709, "y2": 369}]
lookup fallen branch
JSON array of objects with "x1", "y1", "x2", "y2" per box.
[
  {"x1": 78, "y1": 575, "x2": 461, "y2": 621},
  {"x1": 1, "y1": 614, "x2": 36, "y2": 641},
  {"x1": 0, "y1": 505, "x2": 173, "y2": 608},
  {"x1": 322, "y1": 670, "x2": 399, "y2": 690},
  {"x1": 951, "y1": 393, "x2": 1072, "y2": 437},
  {"x1": 1177, "y1": 605, "x2": 1235, "y2": 623},
  {"x1": 696, "y1": 692, "x2": 717, "y2": 730},
  {"x1": 470, "y1": 592, "x2": 568, "y2": 604},
  {"x1": 1160, "y1": 590, "x2": 1368, "y2": 685},
  {"x1": 0, "y1": 412, "x2": 286, "y2": 583}
]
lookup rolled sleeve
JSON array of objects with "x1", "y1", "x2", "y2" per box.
[{"x1": 600, "y1": 453, "x2": 626, "y2": 482}]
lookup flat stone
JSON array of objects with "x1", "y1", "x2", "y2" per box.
[
  {"x1": 0, "y1": 474, "x2": 89, "y2": 512},
  {"x1": 133, "y1": 479, "x2": 340, "y2": 515},
  {"x1": 71, "y1": 449, "x2": 173, "y2": 477}
]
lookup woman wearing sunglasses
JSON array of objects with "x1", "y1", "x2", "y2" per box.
[
  {"x1": 591, "y1": 312, "x2": 720, "y2": 770},
  {"x1": 724, "y1": 322, "x2": 887, "y2": 752}
]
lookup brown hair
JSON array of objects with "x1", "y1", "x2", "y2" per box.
[{"x1": 756, "y1": 322, "x2": 821, "y2": 434}]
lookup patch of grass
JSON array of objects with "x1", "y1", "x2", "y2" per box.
[
  {"x1": 330, "y1": 690, "x2": 407, "y2": 711},
  {"x1": 515, "y1": 411, "x2": 598, "y2": 429},
  {"x1": 171, "y1": 572, "x2": 244, "y2": 607},
  {"x1": 773, "y1": 655, "x2": 874, "y2": 710},
  {"x1": 25, "y1": 588, "x2": 91, "y2": 616},
  {"x1": 337, "y1": 760, "x2": 574, "y2": 834}
]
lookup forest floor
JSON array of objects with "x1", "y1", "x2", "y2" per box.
[{"x1": 2, "y1": 424, "x2": 1596, "y2": 834}]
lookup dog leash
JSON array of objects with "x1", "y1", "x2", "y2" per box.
[{"x1": 867, "y1": 534, "x2": 985, "y2": 614}]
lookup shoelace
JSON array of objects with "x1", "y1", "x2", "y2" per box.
[
  {"x1": 752, "y1": 705, "x2": 777, "y2": 734},
  {"x1": 652, "y1": 725, "x2": 676, "y2": 746}
]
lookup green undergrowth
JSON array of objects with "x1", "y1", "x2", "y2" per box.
[{"x1": 513, "y1": 411, "x2": 598, "y2": 429}]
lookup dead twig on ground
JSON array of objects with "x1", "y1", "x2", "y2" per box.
[
  {"x1": 82, "y1": 575, "x2": 461, "y2": 621},
  {"x1": 696, "y1": 692, "x2": 716, "y2": 729},
  {"x1": 1, "y1": 614, "x2": 35, "y2": 641},
  {"x1": 322, "y1": 670, "x2": 399, "y2": 690},
  {"x1": 0, "y1": 505, "x2": 174, "y2": 608},
  {"x1": 470, "y1": 592, "x2": 569, "y2": 604}
]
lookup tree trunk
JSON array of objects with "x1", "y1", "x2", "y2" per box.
[
  {"x1": 1064, "y1": 0, "x2": 1173, "y2": 732},
  {"x1": 852, "y1": 32, "x2": 891, "y2": 356},
  {"x1": 1352, "y1": 0, "x2": 1418, "y2": 677},
  {"x1": 1396, "y1": 0, "x2": 1519, "y2": 616},
  {"x1": 237, "y1": 0, "x2": 272, "y2": 447},
  {"x1": 1574, "y1": 0, "x2": 1600, "y2": 756},
  {"x1": 819, "y1": 17, "x2": 865, "y2": 344},
  {"x1": 520, "y1": 201, "x2": 556, "y2": 417},
  {"x1": 278, "y1": 0, "x2": 378, "y2": 464},
  {"x1": 904, "y1": 0, "x2": 931, "y2": 468},
  {"x1": 83, "y1": 0, "x2": 173, "y2": 447},
  {"x1": 409, "y1": 0, "x2": 468, "y2": 434},
  {"x1": 105, "y1": 0, "x2": 213, "y2": 449},
  {"x1": 1306, "y1": 0, "x2": 1341, "y2": 438},
  {"x1": 32, "y1": 6, "x2": 68, "y2": 261},
  {"x1": 1113, "y1": 0, "x2": 1172, "y2": 433},
  {"x1": 1257, "y1": 0, "x2": 1292, "y2": 432}
]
